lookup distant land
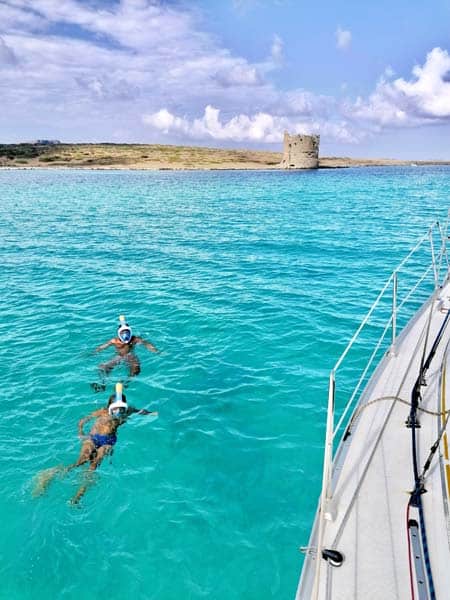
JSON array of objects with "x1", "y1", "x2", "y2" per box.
[{"x1": 1, "y1": 143, "x2": 450, "y2": 170}]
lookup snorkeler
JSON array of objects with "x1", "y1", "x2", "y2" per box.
[
  {"x1": 34, "y1": 383, "x2": 158, "y2": 504},
  {"x1": 92, "y1": 315, "x2": 158, "y2": 391}
]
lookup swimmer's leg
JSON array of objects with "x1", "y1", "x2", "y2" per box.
[
  {"x1": 126, "y1": 354, "x2": 141, "y2": 377},
  {"x1": 99, "y1": 355, "x2": 122, "y2": 376},
  {"x1": 32, "y1": 465, "x2": 64, "y2": 497},
  {"x1": 33, "y1": 440, "x2": 95, "y2": 497},
  {"x1": 91, "y1": 356, "x2": 122, "y2": 392},
  {"x1": 66, "y1": 439, "x2": 96, "y2": 472},
  {"x1": 70, "y1": 444, "x2": 112, "y2": 505}
]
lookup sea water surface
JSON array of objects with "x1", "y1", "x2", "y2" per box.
[{"x1": 1, "y1": 166, "x2": 450, "y2": 600}]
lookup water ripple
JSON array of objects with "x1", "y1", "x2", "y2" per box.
[{"x1": 1, "y1": 167, "x2": 449, "y2": 599}]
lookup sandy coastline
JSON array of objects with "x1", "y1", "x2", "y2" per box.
[{"x1": 1, "y1": 143, "x2": 450, "y2": 170}]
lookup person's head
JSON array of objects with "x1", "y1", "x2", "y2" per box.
[
  {"x1": 117, "y1": 314, "x2": 132, "y2": 343},
  {"x1": 107, "y1": 382, "x2": 128, "y2": 419},
  {"x1": 108, "y1": 393, "x2": 128, "y2": 418}
]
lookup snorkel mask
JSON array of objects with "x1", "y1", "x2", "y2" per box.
[
  {"x1": 117, "y1": 314, "x2": 132, "y2": 343},
  {"x1": 108, "y1": 382, "x2": 128, "y2": 419}
]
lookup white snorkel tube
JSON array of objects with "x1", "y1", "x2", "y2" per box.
[{"x1": 108, "y1": 382, "x2": 128, "y2": 418}]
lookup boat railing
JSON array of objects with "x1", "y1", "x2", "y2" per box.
[{"x1": 311, "y1": 217, "x2": 449, "y2": 599}]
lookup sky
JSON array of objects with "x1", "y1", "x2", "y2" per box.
[{"x1": 1, "y1": 0, "x2": 450, "y2": 158}]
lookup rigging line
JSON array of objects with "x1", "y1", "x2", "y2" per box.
[
  {"x1": 435, "y1": 221, "x2": 447, "y2": 279},
  {"x1": 341, "y1": 312, "x2": 431, "y2": 442},
  {"x1": 346, "y1": 395, "x2": 450, "y2": 435},
  {"x1": 419, "y1": 297, "x2": 450, "y2": 375},
  {"x1": 420, "y1": 343, "x2": 450, "y2": 481},
  {"x1": 439, "y1": 219, "x2": 450, "y2": 271},
  {"x1": 334, "y1": 315, "x2": 393, "y2": 439},
  {"x1": 332, "y1": 230, "x2": 432, "y2": 377},
  {"x1": 408, "y1": 311, "x2": 450, "y2": 600},
  {"x1": 341, "y1": 298, "x2": 442, "y2": 441},
  {"x1": 410, "y1": 310, "x2": 450, "y2": 480},
  {"x1": 398, "y1": 264, "x2": 434, "y2": 312},
  {"x1": 416, "y1": 291, "x2": 439, "y2": 396}
]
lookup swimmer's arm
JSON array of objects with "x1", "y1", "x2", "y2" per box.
[
  {"x1": 128, "y1": 406, "x2": 158, "y2": 417},
  {"x1": 134, "y1": 336, "x2": 158, "y2": 353},
  {"x1": 94, "y1": 339, "x2": 115, "y2": 353}
]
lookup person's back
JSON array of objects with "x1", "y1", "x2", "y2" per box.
[
  {"x1": 112, "y1": 336, "x2": 135, "y2": 356},
  {"x1": 88, "y1": 409, "x2": 121, "y2": 436}
]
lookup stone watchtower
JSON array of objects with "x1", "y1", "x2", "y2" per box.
[{"x1": 281, "y1": 131, "x2": 320, "y2": 169}]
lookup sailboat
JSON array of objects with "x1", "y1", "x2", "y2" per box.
[{"x1": 296, "y1": 218, "x2": 450, "y2": 599}]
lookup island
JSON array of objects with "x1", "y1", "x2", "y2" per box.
[{"x1": 0, "y1": 142, "x2": 449, "y2": 170}]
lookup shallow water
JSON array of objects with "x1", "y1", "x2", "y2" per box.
[{"x1": 1, "y1": 166, "x2": 449, "y2": 599}]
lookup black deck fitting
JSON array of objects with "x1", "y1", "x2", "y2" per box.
[{"x1": 322, "y1": 549, "x2": 344, "y2": 567}]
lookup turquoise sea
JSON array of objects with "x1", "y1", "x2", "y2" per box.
[{"x1": 1, "y1": 166, "x2": 450, "y2": 599}]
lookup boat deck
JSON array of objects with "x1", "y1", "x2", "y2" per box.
[{"x1": 297, "y1": 281, "x2": 450, "y2": 599}]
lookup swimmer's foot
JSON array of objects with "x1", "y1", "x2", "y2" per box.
[
  {"x1": 90, "y1": 382, "x2": 106, "y2": 393},
  {"x1": 32, "y1": 465, "x2": 64, "y2": 497},
  {"x1": 70, "y1": 482, "x2": 90, "y2": 506},
  {"x1": 69, "y1": 497, "x2": 83, "y2": 508}
]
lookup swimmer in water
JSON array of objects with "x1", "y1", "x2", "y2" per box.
[
  {"x1": 33, "y1": 383, "x2": 158, "y2": 504},
  {"x1": 91, "y1": 315, "x2": 158, "y2": 391}
]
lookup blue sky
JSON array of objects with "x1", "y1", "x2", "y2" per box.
[{"x1": 1, "y1": 0, "x2": 450, "y2": 158}]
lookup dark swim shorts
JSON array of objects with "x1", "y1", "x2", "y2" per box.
[{"x1": 90, "y1": 433, "x2": 117, "y2": 449}]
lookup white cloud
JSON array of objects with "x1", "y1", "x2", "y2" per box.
[
  {"x1": 169, "y1": 55, "x2": 262, "y2": 88},
  {"x1": 1, "y1": 1, "x2": 449, "y2": 148},
  {"x1": 232, "y1": 0, "x2": 260, "y2": 15},
  {"x1": 143, "y1": 106, "x2": 280, "y2": 141},
  {"x1": 5, "y1": 0, "x2": 209, "y2": 54},
  {"x1": 143, "y1": 105, "x2": 357, "y2": 144},
  {"x1": 0, "y1": 3, "x2": 46, "y2": 32},
  {"x1": 253, "y1": 34, "x2": 285, "y2": 77},
  {"x1": 271, "y1": 34, "x2": 283, "y2": 65},
  {"x1": 347, "y1": 47, "x2": 450, "y2": 126},
  {"x1": 394, "y1": 47, "x2": 450, "y2": 118},
  {"x1": 0, "y1": 36, "x2": 18, "y2": 67},
  {"x1": 336, "y1": 26, "x2": 351, "y2": 50},
  {"x1": 281, "y1": 89, "x2": 335, "y2": 118},
  {"x1": 144, "y1": 108, "x2": 181, "y2": 133},
  {"x1": 0, "y1": 2, "x2": 270, "y2": 92},
  {"x1": 0, "y1": 0, "x2": 278, "y2": 140}
]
